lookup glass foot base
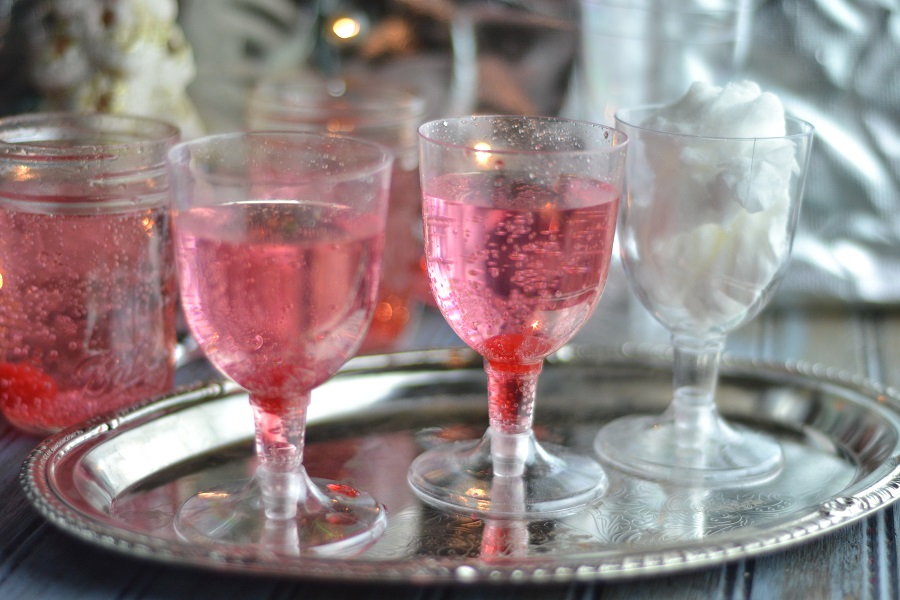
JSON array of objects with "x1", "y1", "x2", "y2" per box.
[
  {"x1": 175, "y1": 475, "x2": 387, "y2": 558},
  {"x1": 408, "y1": 428, "x2": 608, "y2": 518},
  {"x1": 595, "y1": 413, "x2": 784, "y2": 487}
]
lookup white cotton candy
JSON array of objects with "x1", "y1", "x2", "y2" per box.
[
  {"x1": 643, "y1": 81, "x2": 786, "y2": 138},
  {"x1": 628, "y1": 81, "x2": 798, "y2": 332},
  {"x1": 643, "y1": 81, "x2": 794, "y2": 217}
]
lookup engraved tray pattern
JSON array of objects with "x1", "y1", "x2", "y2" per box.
[{"x1": 21, "y1": 346, "x2": 900, "y2": 583}]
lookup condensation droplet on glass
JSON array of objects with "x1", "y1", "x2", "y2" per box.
[{"x1": 251, "y1": 334, "x2": 264, "y2": 350}]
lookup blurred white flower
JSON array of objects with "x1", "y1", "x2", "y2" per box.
[{"x1": 27, "y1": 0, "x2": 205, "y2": 138}]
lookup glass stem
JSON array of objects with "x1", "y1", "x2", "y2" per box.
[
  {"x1": 485, "y1": 360, "x2": 542, "y2": 477},
  {"x1": 670, "y1": 333, "x2": 726, "y2": 451},
  {"x1": 250, "y1": 393, "x2": 310, "y2": 520}
]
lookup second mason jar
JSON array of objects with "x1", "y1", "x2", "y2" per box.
[{"x1": 246, "y1": 76, "x2": 428, "y2": 353}]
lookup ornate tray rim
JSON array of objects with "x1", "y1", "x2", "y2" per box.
[{"x1": 20, "y1": 345, "x2": 900, "y2": 584}]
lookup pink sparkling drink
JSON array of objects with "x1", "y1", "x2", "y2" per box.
[
  {"x1": 425, "y1": 173, "x2": 619, "y2": 436},
  {"x1": 424, "y1": 173, "x2": 619, "y2": 369},
  {"x1": 0, "y1": 113, "x2": 179, "y2": 435},
  {"x1": 174, "y1": 201, "x2": 384, "y2": 402}
]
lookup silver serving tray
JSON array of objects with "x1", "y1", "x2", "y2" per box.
[{"x1": 21, "y1": 346, "x2": 900, "y2": 583}]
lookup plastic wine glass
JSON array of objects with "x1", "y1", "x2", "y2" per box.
[
  {"x1": 594, "y1": 107, "x2": 815, "y2": 487},
  {"x1": 408, "y1": 115, "x2": 628, "y2": 517},
  {"x1": 168, "y1": 131, "x2": 392, "y2": 555}
]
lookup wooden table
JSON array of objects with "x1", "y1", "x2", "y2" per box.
[{"x1": 2, "y1": 284, "x2": 898, "y2": 599}]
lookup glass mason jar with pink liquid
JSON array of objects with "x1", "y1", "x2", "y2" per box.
[
  {"x1": 0, "y1": 112, "x2": 180, "y2": 435},
  {"x1": 245, "y1": 76, "x2": 428, "y2": 353}
]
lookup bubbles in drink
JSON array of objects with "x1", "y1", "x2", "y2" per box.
[
  {"x1": 424, "y1": 172, "x2": 619, "y2": 365},
  {"x1": 175, "y1": 201, "x2": 383, "y2": 397},
  {"x1": 0, "y1": 203, "x2": 176, "y2": 433}
]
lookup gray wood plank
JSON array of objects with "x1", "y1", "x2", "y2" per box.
[
  {"x1": 876, "y1": 311, "x2": 900, "y2": 387},
  {"x1": 590, "y1": 567, "x2": 733, "y2": 600},
  {"x1": 759, "y1": 308, "x2": 869, "y2": 373},
  {"x1": 750, "y1": 522, "x2": 869, "y2": 599}
]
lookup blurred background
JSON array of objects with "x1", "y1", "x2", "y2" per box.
[{"x1": 1, "y1": 0, "x2": 898, "y2": 310}]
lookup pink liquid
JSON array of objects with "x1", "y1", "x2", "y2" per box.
[
  {"x1": 174, "y1": 201, "x2": 384, "y2": 408},
  {"x1": 424, "y1": 173, "x2": 619, "y2": 367},
  {"x1": 360, "y1": 162, "x2": 424, "y2": 353},
  {"x1": 0, "y1": 203, "x2": 177, "y2": 434}
]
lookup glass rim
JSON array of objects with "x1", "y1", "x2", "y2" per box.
[
  {"x1": 0, "y1": 111, "x2": 180, "y2": 157},
  {"x1": 614, "y1": 106, "x2": 815, "y2": 142},
  {"x1": 248, "y1": 78, "x2": 428, "y2": 126},
  {"x1": 417, "y1": 115, "x2": 628, "y2": 155},
  {"x1": 168, "y1": 130, "x2": 395, "y2": 182}
]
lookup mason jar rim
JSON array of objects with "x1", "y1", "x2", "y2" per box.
[
  {"x1": 247, "y1": 77, "x2": 428, "y2": 129},
  {"x1": 0, "y1": 112, "x2": 180, "y2": 161}
]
